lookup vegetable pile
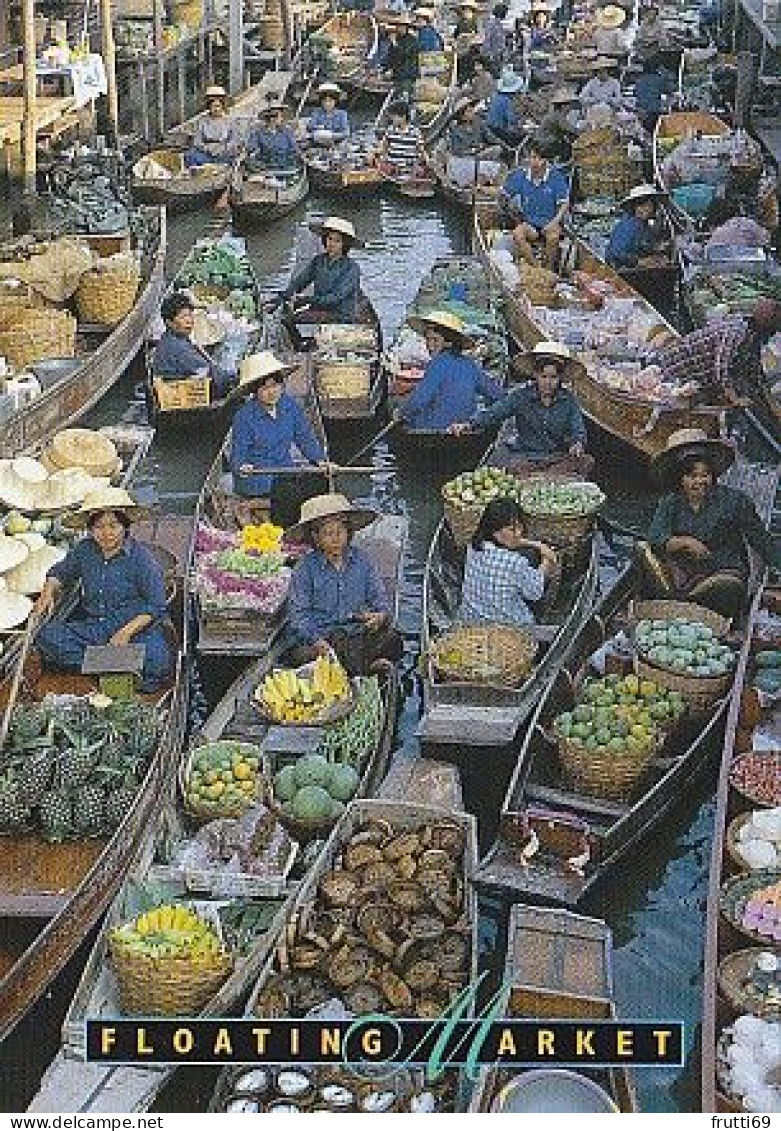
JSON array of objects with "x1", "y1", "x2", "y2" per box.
[
  {"x1": 442, "y1": 467, "x2": 522, "y2": 509},
  {"x1": 183, "y1": 741, "x2": 264, "y2": 820},
  {"x1": 516, "y1": 480, "x2": 605, "y2": 518},
  {"x1": 635, "y1": 618, "x2": 735, "y2": 678},
  {"x1": 178, "y1": 243, "x2": 255, "y2": 293},
  {"x1": 754, "y1": 651, "x2": 781, "y2": 697},
  {"x1": 554, "y1": 673, "x2": 686, "y2": 753}
]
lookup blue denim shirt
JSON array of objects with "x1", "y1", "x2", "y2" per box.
[
  {"x1": 486, "y1": 91, "x2": 518, "y2": 135},
  {"x1": 307, "y1": 107, "x2": 350, "y2": 138},
  {"x1": 418, "y1": 26, "x2": 444, "y2": 50},
  {"x1": 634, "y1": 68, "x2": 675, "y2": 115},
  {"x1": 153, "y1": 329, "x2": 212, "y2": 378},
  {"x1": 605, "y1": 213, "x2": 660, "y2": 269},
  {"x1": 246, "y1": 126, "x2": 299, "y2": 168},
  {"x1": 399, "y1": 351, "x2": 504, "y2": 431},
  {"x1": 48, "y1": 536, "x2": 168, "y2": 628},
  {"x1": 503, "y1": 164, "x2": 570, "y2": 229},
  {"x1": 230, "y1": 392, "x2": 325, "y2": 497},
  {"x1": 474, "y1": 382, "x2": 587, "y2": 457},
  {"x1": 288, "y1": 545, "x2": 390, "y2": 644},
  {"x1": 283, "y1": 253, "x2": 362, "y2": 322}
]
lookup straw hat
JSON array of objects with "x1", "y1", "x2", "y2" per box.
[
  {"x1": 309, "y1": 216, "x2": 364, "y2": 248},
  {"x1": 317, "y1": 82, "x2": 344, "y2": 100},
  {"x1": 551, "y1": 85, "x2": 580, "y2": 105},
  {"x1": 0, "y1": 533, "x2": 31, "y2": 575},
  {"x1": 414, "y1": 6, "x2": 436, "y2": 17},
  {"x1": 620, "y1": 183, "x2": 664, "y2": 211},
  {"x1": 408, "y1": 309, "x2": 473, "y2": 347},
  {"x1": 0, "y1": 583, "x2": 33, "y2": 633},
  {"x1": 653, "y1": 429, "x2": 736, "y2": 488},
  {"x1": 205, "y1": 85, "x2": 228, "y2": 100},
  {"x1": 44, "y1": 428, "x2": 121, "y2": 480},
  {"x1": 65, "y1": 486, "x2": 146, "y2": 530},
  {"x1": 531, "y1": 1, "x2": 556, "y2": 12},
  {"x1": 590, "y1": 55, "x2": 619, "y2": 69},
  {"x1": 0, "y1": 459, "x2": 109, "y2": 514},
  {"x1": 512, "y1": 341, "x2": 586, "y2": 383},
  {"x1": 598, "y1": 4, "x2": 627, "y2": 27},
  {"x1": 234, "y1": 351, "x2": 294, "y2": 395},
  {"x1": 0, "y1": 458, "x2": 49, "y2": 513},
  {"x1": 4, "y1": 543, "x2": 66, "y2": 596},
  {"x1": 497, "y1": 66, "x2": 524, "y2": 93},
  {"x1": 286, "y1": 493, "x2": 378, "y2": 545}
]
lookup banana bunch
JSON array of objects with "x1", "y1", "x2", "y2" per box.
[
  {"x1": 111, "y1": 903, "x2": 225, "y2": 961},
  {"x1": 255, "y1": 657, "x2": 352, "y2": 724}
]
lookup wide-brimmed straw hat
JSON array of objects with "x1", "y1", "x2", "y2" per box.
[
  {"x1": 551, "y1": 85, "x2": 580, "y2": 104},
  {"x1": 44, "y1": 428, "x2": 121, "y2": 480},
  {"x1": 653, "y1": 429, "x2": 736, "y2": 487},
  {"x1": 0, "y1": 533, "x2": 31, "y2": 575},
  {"x1": 598, "y1": 4, "x2": 627, "y2": 27},
  {"x1": 620, "y1": 183, "x2": 665, "y2": 211},
  {"x1": 497, "y1": 66, "x2": 525, "y2": 93},
  {"x1": 65, "y1": 486, "x2": 147, "y2": 530},
  {"x1": 414, "y1": 6, "x2": 436, "y2": 16},
  {"x1": 286, "y1": 493, "x2": 378, "y2": 545},
  {"x1": 408, "y1": 309, "x2": 473, "y2": 348},
  {"x1": 205, "y1": 85, "x2": 228, "y2": 101},
  {"x1": 317, "y1": 82, "x2": 344, "y2": 100},
  {"x1": 309, "y1": 216, "x2": 364, "y2": 248},
  {"x1": 512, "y1": 341, "x2": 586, "y2": 383},
  {"x1": 234, "y1": 351, "x2": 295, "y2": 396},
  {"x1": 0, "y1": 581, "x2": 33, "y2": 633}
]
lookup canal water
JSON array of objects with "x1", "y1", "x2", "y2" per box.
[{"x1": 1, "y1": 188, "x2": 722, "y2": 1114}]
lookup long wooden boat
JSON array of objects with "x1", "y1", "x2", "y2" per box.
[
  {"x1": 374, "y1": 47, "x2": 458, "y2": 146},
  {"x1": 468, "y1": 904, "x2": 636, "y2": 1112},
  {"x1": 231, "y1": 163, "x2": 309, "y2": 231},
  {"x1": 3, "y1": 212, "x2": 166, "y2": 458},
  {"x1": 299, "y1": 11, "x2": 377, "y2": 92},
  {"x1": 473, "y1": 208, "x2": 727, "y2": 466},
  {"x1": 701, "y1": 579, "x2": 781, "y2": 1113},
  {"x1": 474, "y1": 461, "x2": 779, "y2": 908},
  {"x1": 0, "y1": 586, "x2": 190, "y2": 1043},
  {"x1": 208, "y1": 797, "x2": 479, "y2": 1115},
  {"x1": 188, "y1": 354, "x2": 330, "y2": 659},
  {"x1": 302, "y1": 132, "x2": 384, "y2": 198},
  {"x1": 145, "y1": 234, "x2": 264, "y2": 432}
]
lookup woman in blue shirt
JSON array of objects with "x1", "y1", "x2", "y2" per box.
[
  {"x1": 396, "y1": 309, "x2": 503, "y2": 433},
  {"x1": 246, "y1": 104, "x2": 299, "y2": 170},
  {"x1": 307, "y1": 84, "x2": 350, "y2": 143},
  {"x1": 229, "y1": 351, "x2": 327, "y2": 525},
  {"x1": 606, "y1": 184, "x2": 668, "y2": 270},
  {"x1": 285, "y1": 494, "x2": 403, "y2": 674},
  {"x1": 485, "y1": 66, "x2": 524, "y2": 147},
  {"x1": 153, "y1": 292, "x2": 233, "y2": 399},
  {"x1": 274, "y1": 217, "x2": 364, "y2": 347},
  {"x1": 34, "y1": 488, "x2": 172, "y2": 693}
]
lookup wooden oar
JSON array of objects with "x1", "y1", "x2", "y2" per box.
[
  {"x1": 0, "y1": 612, "x2": 39, "y2": 753},
  {"x1": 343, "y1": 417, "x2": 400, "y2": 466},
  {"x1": 236, "y1": 464, "x2": 376, "y2": 476}
]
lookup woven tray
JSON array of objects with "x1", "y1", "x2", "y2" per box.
[
  {"x1": 629, "y1": 599, "x2": 731, "y2": 636},
  {"x1": 431, "y1": 623, "x2": 537, "y2": 688},
  {"x1": 729, "y1": 752, "x2": 781, "y2": 809},
  {"x1": 634, "y1": 656, "x2": 733, "y2": 713},
  {"x1": 555, "y1": 729, "x2": 657, "y2": 802},
  {"x1": 719, "y1": 868, "x2": 781, "y2": 944},
  {"x1": 717, "y1": 948, "x2": 781, "y2": 1020}
]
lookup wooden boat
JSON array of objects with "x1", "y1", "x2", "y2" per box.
[
  {"x1": 701, "y1": 580, "x2": 781, "y2": 1114},
  {"x1": 145, "y1": 234, "x2": 264, "y2": 432},
  {"x1": 473, "y1": 207, "x2": 727, "y2": 466},
  {"x1": 3, "y1": 212, "x2": 166, "y2": 458},
  {"x1": 0, "y1": 423, "x2": 156, "y2": 681},
  {"x1": 468, "y1": 904, "x2": 636, "y2": 1112},
  {"x1": 301, "y1": 131, "x2": 383, "y2": 198},
  {"x1": 208, "y1": 797, "x2": 479, "y2": 1115},
  {"x1": 231, "y1": 163, "x2": 309, "y2": 231},
  {"x1": 188, "y1": 354, "x2": 330, "y2": 659},
  {"x1": 0, "y1": 587, "x2": 190, "y2": 1043},
  {"x1": 474, "y1": 460, "x2": 779, "y2": 908},
  {"x1": 299, "y1": 11, "x2": 377, "y2": 93},
  {"x1": 427, "y1": 145, "x2": 506, "y2": 214},
  {"x1": 374, "y1": 48, "x2": 458, "y2": 146}
]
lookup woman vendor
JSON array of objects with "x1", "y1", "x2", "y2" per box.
[
  {"x1": 579, "y1": 57, "x2": 623, "y2": 109},
  {"x1": 246, "y1": 103, "x2": 299, "y2": 169},
  {"x1": 638, "y1": 429, "x2": 780, "y2": 617},
  {"x1": 606, "y1": 184, "x2": 669, "y2": 271},
  {"x1": 285, "y1": 494, "x2": 404, "y2": 675},
  {"x1": 461, "y1": 498, "x2": 559, "y2": 626},
  {"x1": 185, "y1": 86, "x2": 240, "y2": 168},
  {"x1": 307, "y1": 83, "x2": 350, "y2": 143},
  {"x1": 229, "y1": 351, "x2": 328, "y2": 527},
  {"x1": 34, "y1": 488, "x2": 172, "y2": 693},
  {"x1": 395, "y1": 309, "x2": 503, "y2": 432},
  {"x1": 153, "y1": 292, "x2": 233, "y2": 399},
  {"x1": 272, "y1": 217, "x2": 364, "y2": 347},
  {"x1": 450, "y1": 341, "x2": 593, "y2": 475}
]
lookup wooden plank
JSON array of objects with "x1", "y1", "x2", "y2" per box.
[
  {"x1": 0, "y1": 836, "x2": 105, "y2": 918},
  {"x1": 418, "y1": 704, "x2": 521, "y2": 746},
  {"x1": 28, "y1": 1056, "x2": 167, "y2": 1114},
  {"x1": 524, "y1": 783, "x2": 630, "y2": 822},
  {"x1": 379, "y1": 755, "x2": 464, "y2": 811}
]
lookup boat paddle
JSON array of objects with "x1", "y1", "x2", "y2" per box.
[
  {"x1": 0, "y1": 612, "x2": 40, "y2": 753},
  {"x1": 342, "y1": 416, "x2": 401, "y2": 466}
]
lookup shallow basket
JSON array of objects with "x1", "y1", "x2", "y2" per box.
[
  {"x1": 729, "y1": 752, "x2": 780, "y2": 809},
  {"x1": 718, "y1": 868, "x2": 781, "y2": 944},
  {"x1": 153, "y1": 375, "x2": 211, "y2": 411},
  {"x1": 442, "y1": 494, "x2": 486, "y2": 548},
  {"x1": 631, "y1": 599, "x2": 734, "y2": 712},
  {"x1": 717, "y1": 948, "x2": 781, "y2": 1020},
  {"x1": 725, "y1": 811, "x2": 779, "y2": 872},
  {"x1": 555, "y1": 729, "x2": 657, "y2": 802},
  {"x1": 519, "y1": 508, "x2": 599, "y2": 551},
  {"x1": 252, "y1": 661, "x2": 356, "y2": 727},
  {"x1": 629, "y1": 599, "x2": 731, "y2": 637},
  {"x1": 0, "y1": 309, "x2": 76, "y2": 370},
  {"x1": 110, "y1": 938, "x2": 233, "y2": 1016},
  {"x1": 76, "y1": 262, "x2": 140, "y2": 327},
  {"x1": 179, "y1": 739, "x2": 267, "y2": 825},
  {"x1": 431, "y1": 623, "x2": 537, "y2": 688}
]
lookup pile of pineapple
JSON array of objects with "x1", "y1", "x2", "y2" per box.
[{"x1": 0, "y1": 697, "x2": 160, "y2": 841}]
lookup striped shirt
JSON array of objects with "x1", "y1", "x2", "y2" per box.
[
  {"x1": 383, "y1": 124, "x2": 422, "y2": 167},
  {"x1": 460, "y1": 542, "x2": 546, "y2": 626}
]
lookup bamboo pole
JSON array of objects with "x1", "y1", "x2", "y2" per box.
[
  {"x1": 99, "y1": 0, "x2": 120, "y2": 148},
  {"x1": 153, "y1": 0, "x2": 166, "y2": 140},
  {"x1": 228, "y1": 0, "x2": 244, "y2": 95},
  {"x1": 21, "y1": 0, "x2": 37, "y2": 194}
]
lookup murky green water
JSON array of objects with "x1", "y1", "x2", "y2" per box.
[{"x1": 0, "y1": 185, "x2": 719, "y2": 1114}]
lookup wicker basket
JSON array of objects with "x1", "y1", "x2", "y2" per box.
[
  {"x1": 316, "y1": 361, "x2": 371, "y2": 401},
  {"x1": 0, "y1": 279, "x2": 44, "y2": 329},
  {"x1": 717, "y1": 948, "x2": 781, "y2": 1020},
  {"x1": 519, "y1": 509, "x2": 598, "y2": 551},
  {"x1": 555, "y1": 729, "x2": 657, "y2": 801},
  {"x1": 729, "y1": 752, "x2": 780, "y2": 809},
  {"x1": 76, "y1": 259, "x2": 141, "y2": 327},
  {"x1": 431, "y1": 624, "x2": 538, "y2": 688},
  {"x1": 153, "y1": 376, "x2": 211, "y2": 411},
  {"x1": 725, "y1": 812, "x2": 780, "y2": 872},
  {"x1": 629, "y1": 599, "x2": 731, "y2": 637},
  {"x1": 180, "y1": 740, "x2": 267, "y2": 825},
  {"x1": 110, "y1": 936, "x2": 233, "y2": 1015},
  {"x1": 631, "y1": 599, "x2": 734, "y2": 712},
  {"x1": 442, "y1": 494, "x2": 486, "y2": 548},
  {"x1": 719, "y1": 868, "x2": 781, "y2": 944},
  {"x1": 0, "y1": 309, "x2": 76, "y2": 370}
]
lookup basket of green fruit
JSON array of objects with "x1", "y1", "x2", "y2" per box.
[
  {"x1": 181, "y1": 741, "x2": 267, "y2": 824},
  {"x1": 631, "y1": 602, "x2": 736, "y2": 712},
  {"x1": 516, "y1": 480, "x2": 605, "y2": 550},
  {"x1": 441, "y1": 468, "x2": 524, "y2": 548}
]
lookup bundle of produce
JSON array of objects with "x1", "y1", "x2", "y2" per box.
[
  {"x1": 728, "y1": 808, "x2": 781, "y2": 871},
  {"x1": 516, "y1": 479, "x2": 605, "y2": 547},
  {"x1": 431, "y1": 623, "x2": 537, "y2": 687},
  {"x1": 0, "y1": 697, "x2": 160, "y2": 839},
  {"x1": 716, "y1": 1015, "x2": 781, "y2": 1113},
  {"x1": 720, "y1": 871, "x2": 781, "y2": 943},
  {"x1": 753, "y1": 651, "x2": 781, "y2": 698},
  {"x1": 553, "y1": 673, "x2": 686, "y2": 800},
  {"x1": 193, "y1": 555, "x2": 291, "y2": 617},
  {"x1": 730, "y1": 754, "x2": 780, "y2": 810},
  {"x1": 195, "y1": 520, "x2": 236, "y2": 554},
  {"x1": 441, "y1": 467, "x2": 523, "y2": 546},
  {"x1": 109, "y1": 903, "x2": 233, "y2": 1015},
  {"x1": 181, "y1": 740, "x2": 265, "y2": 821},
  {"x1": 254, "y1": 655, "x2": 353, "y2": 725},
  {"x1": 178, "y1": 241, "x2": 255, "y2": 292},
  {"x1": 270, "y1": 676, "x2": 383, "y2": 838}
]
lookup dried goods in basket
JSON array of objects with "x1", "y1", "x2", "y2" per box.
[
  {"x1": 431, "y1": 623, "x2": 538, "y2": 687},
  {"x1": 719, "y1": 870, "x2": 781, "y2": 944},
  {"x1": 729, "y1": 754, "x2": 781, "y2": 809},
  {"x1": 0, "y1": 309, "x2": 76, "y2": 371},
  {"x1": 717, "y1": 949, "x2": 781, "y2": 1020}
]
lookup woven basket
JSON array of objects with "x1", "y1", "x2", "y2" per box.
[
  {"x1": 110, "y1": 937, "x2": 233, "y2": 1015},
  {"x1": 729, "y1": 752, "x2": 780, "y2": 810},
  {"x1": 717, "y1": 948, "x2": 781, "y2": 1020},
  {"x1": 431, "y1": 624, "x2": 537, "y2": 688},
  {"x1": 45, "y1": 428, "x2": 121, "y2": 479},
  {"x1": 519, "y1": 509, "x2": 598, "y2": 551},
  {"x1": 180, "y1": 740, "x2": 266, "y2": 825},
  {"x1": 76, "y1": 260, "x2": 140, "y2": 327},
  {"x1": 719, "y1": 868, "x2": 781, "y2": 944},
  {"x1": 556, "y1": 730, "x2": 657, "y2": 801},
  {"x1": 634, "y1": 655, "x2": 732, "y2": 713},
  {"x1": 0, "y1": 280, "x2": 44, "y2": 329},
  {"x1": 0, "y1": 309, "x2": 76, "y2": 370},
  {"x1": 442, "y1": 495, "x2": 486, "y2": 548},
  {"x1": 629, "y1": 599, "x2": 731, "y2": 637},
  {"x1": 153, "y1": 376, "x2": 211, "y2": 411},
  {"x1": 725, "y1": 812, "x2": 779, "y2": 872}
]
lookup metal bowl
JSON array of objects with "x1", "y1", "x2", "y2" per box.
[{"x1": 491, "y1": 1070, "x2": 618, "y2": 1114}]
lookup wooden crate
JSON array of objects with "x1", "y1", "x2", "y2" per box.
[{"x1": 153, "y1": 375, "x2": 210, "y2": 411}]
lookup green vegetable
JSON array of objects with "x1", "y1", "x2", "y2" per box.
[
  {"x1": 293, "y1": 754, "x2": 333, "y2": 790},
  {"x1": 291, "y1": 785, "x2": 333, "y2": 823}
]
